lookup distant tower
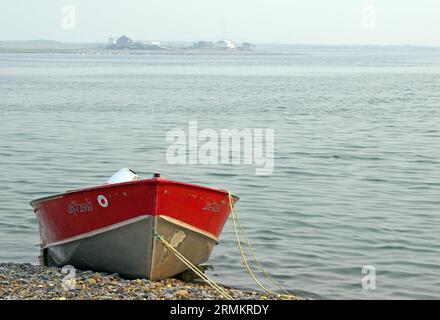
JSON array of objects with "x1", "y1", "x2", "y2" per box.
[{"x1": 108, "y1": 37, "x2": 115, "y2": 45}]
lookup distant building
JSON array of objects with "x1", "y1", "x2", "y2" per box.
[
  {"x1": 108, "y1": 37, "x2": 115, "y2": 45},
  {"x1": 241, "y1": 42, "x2": 255, "y2": 51},
  {"x1": 214, "y1": 39, "x2": 237, "y2": 49},
  {"x1": 116, "y1": 35, "x2": 133, "y2": 48},
  {"x1": 194, "y1": 41, "x2": 214, "y2": 49}
]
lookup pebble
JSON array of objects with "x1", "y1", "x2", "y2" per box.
[
  {"x1": 176, "y1": 289, "x2": 189, "y2": 298},
  {"x1": 0, "y1": 263, "x2": 301, "y2": 300},
  {"x1": 163, "y1": 293, "x2": 174, "y2": 300}
]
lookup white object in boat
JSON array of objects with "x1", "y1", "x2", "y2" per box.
[{"x1": 106, "y1": 168, "x2": 139, "y2": 184}]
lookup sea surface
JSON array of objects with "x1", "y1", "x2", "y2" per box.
[{"x1": 0, "y1": 46, "x2": 439, "y2": 299}]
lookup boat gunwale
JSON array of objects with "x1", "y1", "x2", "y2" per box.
[{"x1": 30, "y1": 177, "x2": 239, "y2": 207}]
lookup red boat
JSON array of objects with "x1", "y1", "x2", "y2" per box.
[{"x1": 30, "y1": 173, "x2": 238, "y2": 280}]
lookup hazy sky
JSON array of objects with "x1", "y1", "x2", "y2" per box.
[{"x1": 1, "y1": 0, "x2": 439, "y2": 45}]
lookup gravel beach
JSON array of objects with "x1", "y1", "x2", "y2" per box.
[{"x1": 0, "y1": 263, "x2": 298, "y2": 300}]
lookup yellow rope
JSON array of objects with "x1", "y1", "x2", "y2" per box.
[
  {"x1": 228, "y1": 192, "x2": 296, "y2": 299},
  {"x1": 154, "y1": 231, "x2": 234, "y2": 300}
]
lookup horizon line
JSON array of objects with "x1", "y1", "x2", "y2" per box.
[{"x1": 1, "y1": 39, "x2": 440, "y2": 49}]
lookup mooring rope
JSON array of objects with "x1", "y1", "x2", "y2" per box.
[
  {"x1": 154, "y1": 231, "x2": 234, "y2": 300},
  {"x1": 227, "y1": 192, "x2": 296, "y2": 299},
  {"x1": 154, "y1": 191, "x2": 295, "y2": 300}
]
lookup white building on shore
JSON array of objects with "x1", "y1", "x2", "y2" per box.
[{"x1": 214, "y1": 39, "x2": 237, "y2": 49}]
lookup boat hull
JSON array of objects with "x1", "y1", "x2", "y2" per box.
[
  {"x1": 42, "y1": 215, "x2": 217, "y2": 280},
  {"x1": 32, "y1": 177, "x2": 236, "y2": 280}
]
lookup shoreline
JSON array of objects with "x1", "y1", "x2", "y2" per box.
[
  {"x1": 0, "y1": 263, "x2": 299, "y2": 300},
  {"x1": 0, "y1": 48, "x2": 260, "y2": 55}
]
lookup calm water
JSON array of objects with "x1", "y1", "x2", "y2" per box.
[{"x1": 1, "y1": 46, "x2": 439, "y2": 299}]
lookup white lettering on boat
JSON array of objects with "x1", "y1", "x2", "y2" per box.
[
  {"x1": 203, "y1": 201, "x2": 221, "y2": 213},
  {"x1": 67, "y1": 200, "x2": 93, "y2": 215}
]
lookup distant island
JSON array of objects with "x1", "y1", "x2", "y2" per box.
[
  {"x1": 106, "y1": 35, "x2": 256, "y2": 52},
  {"x1": 0, "y1": 35, "x2": 256, "y2": 55},
  {"x1": 1, "y1": 38, "x2": 438, "y2": 55}
]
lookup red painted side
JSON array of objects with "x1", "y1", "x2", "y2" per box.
[
  {"x1": 156, "y1": 180, "x2": 233, "y2": 239},
  {"x1": 32, "y1": 180, "x2": 158, "y2": 246},
  {"x1": 31, "y1": 178, "x2": 237, "y2": 246}
]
